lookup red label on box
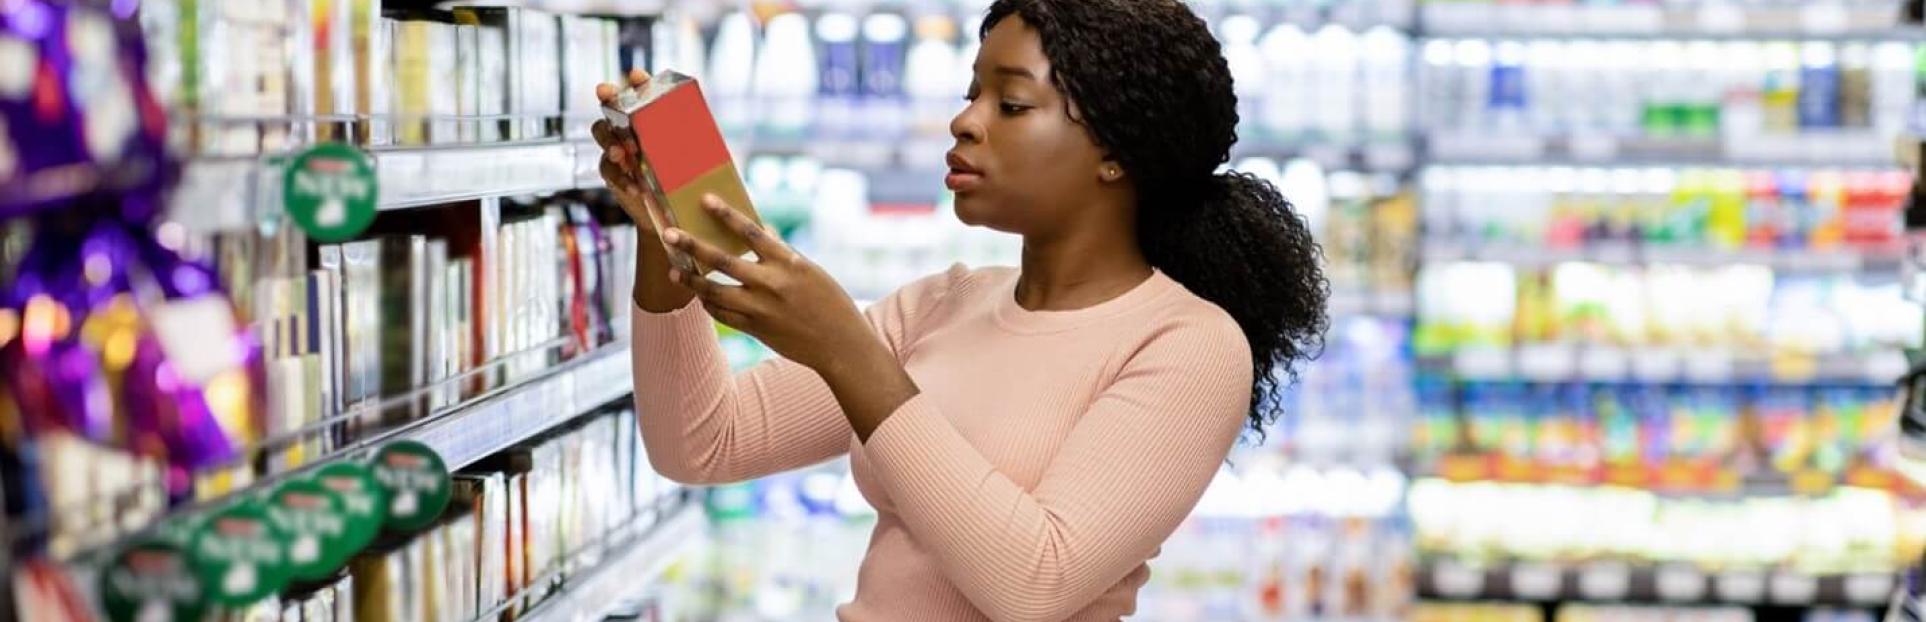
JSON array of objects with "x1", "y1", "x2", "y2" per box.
[{"x1": 632, "y1": 84, "x2": 734, "y2": 193}]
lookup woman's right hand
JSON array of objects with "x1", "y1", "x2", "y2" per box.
[
  {"x1": 592, "y1": 69, "x2": 664, "y2": 233},
  {"x1": 593, "y1": 68, "x2": 697, "y2": 313}
]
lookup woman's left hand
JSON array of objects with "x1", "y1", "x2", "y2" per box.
[{"x1": 662, "y1": 194, "x2": 880, "y2": 376}]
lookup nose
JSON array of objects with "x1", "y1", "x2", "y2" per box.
[{"x1": 950, "y1": 101, "x2": 984, "y2": 144}]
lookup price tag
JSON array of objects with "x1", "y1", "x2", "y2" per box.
[
  {"x1": 1685, "y1": 351, "x2": 1736, "y2": 383},
  {"x1": 1632, "y1": 350, "x2": 1684, "y2": 382},
  {"x1": 1518, "y1": 344, "x2": 1578, "y2": 382},
  {"x1": 1800, "y1": 2, "x2": 1850, "y2": 34},
  {"x1": 1769, "y1": 353, "x2": 1820, "y2": 383},
  {"x1": 371, "y1": 440, "x2": 452, "y2": 532},
  {"x1": 1845, "y1": 573, "x2": 1897, "y2": 604},
  {"x1": 1656, "y1": 565, "x2": 1707, "y2": 602},
  {"x1": 1455, "y1": 348, "x2": 1513, "y2": 380},
  {"x1": 1697, "y1": 3, "x2": 1747, "y2": 33},
  {"x1": 1580, "y1": 347, "x2": 1630, "y2": 381},
  {"x1": 1579, "y1": 562, "x2": 1632, "y2": 601},
  {"x1": 1717, "y1": 570, "x2": 1767, "y2": 603},
  {"x1": 1768, "y1": 571, "x2": 1819, "y2": 604},
  {"x1": 1864, "y1": 350, "x2": 1910, "y2": 384},
  {"x1": 100, "y1": 538, "x2": 210, "y2": 622},
  {"x1": 1569, "y1": 134, "x2": 1621, "y2": 162},
  {"x1": 189, "y1": 502, "x2": 292, "y2": 606},
  {"x1": 1433, "y1": 560, "x2": 1486, "y2": 598},
  {"x1": 1511, "y1": 563, "x2": 1562, "y2": 600}
]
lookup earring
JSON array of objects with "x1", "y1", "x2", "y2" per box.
[{"x1": 1104, "y1": 166, "x2": 1121, "y2": 180}]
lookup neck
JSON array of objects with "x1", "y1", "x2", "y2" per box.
[{"x1": 1014, "y1": 206, "x2": 1153, "y2": 312}]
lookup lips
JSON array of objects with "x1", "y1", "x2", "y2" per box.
[{"x1": 945, "y1": 151, "x2": 984, "y2": 193}]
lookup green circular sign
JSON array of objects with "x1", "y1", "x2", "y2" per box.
[
  {"x1": 313, "y1": 462, "x2": 389, "y2": 556},
  {"x1": 187, "y1": 501, "x2": 292, "y2": 606},
  {"x1": 283, "y1": 142, "x2": 378, "y2": 243},
  {"x1": 265, "y1": 479, "x2": 353, "y2": 582},
  {"x1": 370, "y1": 440, "x2": 452, "y2": 532},
  {"x1": 100, "y1": 538, "x2": 209, "y2": 622}
]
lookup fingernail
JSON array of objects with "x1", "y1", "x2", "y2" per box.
[
  {"x1": 702, "y1": 195, "x2": 723, "y2": 209},
  {"x1": 662, "y1": 228, "x2": 682, "y2": 244},
  {"x1": 667, "y1": 270, "x2": 682, "y2": 283}
]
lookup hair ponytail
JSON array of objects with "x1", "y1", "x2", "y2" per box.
[
  {"x1": 1139, "y1": 173, "x2": 1329, "y2": 432},
  {"x1": 986, "y1": 0, "x2": 1331, "y2": 434}
]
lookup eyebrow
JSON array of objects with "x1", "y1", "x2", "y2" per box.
[{"x1": 989, "y1": 65, "x2": 1040, "y2": 81}]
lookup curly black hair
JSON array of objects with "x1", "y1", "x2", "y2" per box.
[{"x1": 983, "y1": 0, "x2": 1330, "y2": 437}]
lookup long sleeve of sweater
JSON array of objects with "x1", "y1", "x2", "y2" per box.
[
  {"x1": 861, "y1": 315, "x2": 1252, "y2": 622},
  {"x1": 627, "y1": 271, "x2": 946, "y2": 485}
]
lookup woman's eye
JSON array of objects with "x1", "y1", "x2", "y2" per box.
[{"x1": 998, "y1": 102, "x2": 1031, "y2": 115}]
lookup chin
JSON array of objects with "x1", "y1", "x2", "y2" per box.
[{"x1": 953, "y1": 194, "x2": 989, "y2": 226}]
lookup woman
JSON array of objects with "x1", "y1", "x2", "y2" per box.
[{"x1": 594, "y1": 1, "x2": 1327, "y2": 619}]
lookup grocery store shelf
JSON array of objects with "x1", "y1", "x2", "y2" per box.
[
  {"x1": 169, "y1": 141, "x2": 606, "y2": 231},
  {"x1": 405, "y1": 344, "x2": 634, "y2": 470},
  {"x1": 1418, "y1": 559, "x2": 1898, "y2": 608},
  {"x1": 1329, "y1": 288, "x2": 1417, "y2": 317},
  {"x1": 522, "y1": 497, "x2": 707, "y2": 622},
  {"x1": 1426, "y1": 132, "x2": 1901, "y2": 167},
  {"x1": 38, "y1": 344, "x2": 634, "y2": 565},
  {"x1": 1422, "y1": 345, "x2": 1909, "y2": 384},
  {"x1": 1236, "y1": 137, "x2": 1418, "y2": 171},
  {"x1": 1421, "y1": 3, "x2": 1921, "y2": 40},
  {"x1": 1422, "y1": 242, "x2": 1907, "y2": 273}
]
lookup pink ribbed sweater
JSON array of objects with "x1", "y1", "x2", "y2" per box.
[{"x1": 629, "y1": 264, "x2": 1252, "y2": 622}]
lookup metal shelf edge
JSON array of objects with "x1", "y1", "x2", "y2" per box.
[
  {"x1": 523, "y1": 501, "x2": 708, "y2": 622},
  {"x1": 404, "y1": 345, "x2": 633, "y2": 469}
]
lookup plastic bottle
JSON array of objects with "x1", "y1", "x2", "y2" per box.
[
  {"x1": 1870, "y1": 42, "x2": 1915, "y2": 134},
  {"x1": 1455, "y1": 39, "x2": 1495, "y2": 132},
  {"x1": 1838, "y1": 43, "x2": 1872, "y2": 128},
  {"x1": 1798, "y1": 42, "x2": 1841, "y2": 130},
  {"x1": 1361, "y1": 26, "x2": 1411, "y2": 139},
  {"x1": 859, "y1": 13, "x2": 910, "y2": 140},
  {"x1": 1761, "y1": 42, "x2": 1802, "y2": 134},
  {"x1": 1418, "y1": 39, "x2": 1460, "y2": 131},
  {"x1": 814, "y1": 12, "x2": 860, "y2": 140},
  {"x1": 903, "y1": 16, "x2": 960, "y2": 137},
  {"x1": 1311, "y1": 25, "x2": 1362, "y2": 142},
  {"x1": 708, "y1": 11, "x2": 758, "y2": 134},
  {"x1": 1489, "y1": 41, "x2": 1529, "y2": 132},
  {"x1": 1220, "y1": 14, "x2": 1268, "y2": 140},
  {"x1": 755, "y1": 13, "x2": 817, "y2": 138}
]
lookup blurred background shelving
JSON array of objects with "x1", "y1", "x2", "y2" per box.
[{"x1": 9, "y1": 0, "x2": 1926, "y2": 620}]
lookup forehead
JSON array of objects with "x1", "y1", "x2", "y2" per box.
[{"x1": 976, "y1": 15, "x2": 1052, "y2": 78}]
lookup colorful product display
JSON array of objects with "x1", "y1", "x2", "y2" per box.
[
  {"x1": 1411, "y1": 377, "x2": 1909, "y2": 494},
  {"x1": 1419, "y1": 37, "x2": 1920, "y2": 140},
  {"x1": 1409, "y1": 478, "x2": 1925, "y2": 577},
  {"x1": 1415, "y1": 262, "x2": 1919, "y2": 360},
  {"x1": 1422, "y1": 166, "x2": 1911, "y2": 254}
]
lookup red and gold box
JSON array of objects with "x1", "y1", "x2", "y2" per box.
[{"x1": 602, "y1": 70, "x2": 762, "y2": 274}]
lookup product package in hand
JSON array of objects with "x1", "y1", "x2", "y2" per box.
[{"x1": 600, "y1": 70, "x2": 764, "y2": 275}]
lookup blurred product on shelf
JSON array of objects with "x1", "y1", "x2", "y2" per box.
[
  {"x1": 1409, "y1": 377, "x2": 1910, "y2": 495},
  {"x1": 1223, "y1": 21, "x2": 1413, "y2": 144},
  {"x1": 134, "y1": 1, "x2": 634, "y2": 153},
  {"x1": 1413, "y1": 602, "x2": 1792, "y2": 622},
  {"x1": 1421, "y1": 166, "x2": 1912, "y2": 255},
  {"x1": 1247, "y1": 158, "x2": 1419, "y2": 300},
  {"x1": 649, "y1": 464, "x2": 873, "y2": 621},
  {"x1": 1414, "y1": 262, "x2": 1919, "y2": 364},
  {"x1": 1137, "y1": 459, "x2": 1413, "y2": 622},
  {"x1": 1420, "y1": 36, "x2": 1918, "y2": 138},
  {"x1": 1421, "y1": 0, "x2": 1909, "y2": 38},
  {"x1": 173, "y1": 405, "x2": 681, "y2": 621},
  {"x1": 1408, "y1": 479, "x2": 1924, "y2": 581},
  {"x1": 1269, "y1": 316, "x2": 1416, "y2": 464}
]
